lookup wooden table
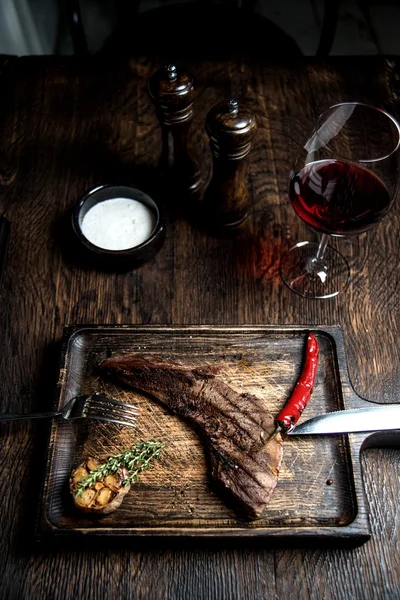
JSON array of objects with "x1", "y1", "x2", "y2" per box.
[{"x1": 0, "y1": 53, "x2": 399, "y2": 599}]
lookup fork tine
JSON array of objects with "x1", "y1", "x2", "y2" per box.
[
  {"x1": 89, "y1": 393, "x2": 139, "y2": 408},
  {"x1": 85, "y1": 399, "x2": 139, "y2": 426},
  {"x1": 88, "y1": 394, "x2": 139, "y2": 414},
  {"x1": 85, "y1": 415, "x2": 137, "y2": 428},
  {"x1": 86, "y1": 398, "x2": 139, "y2": 421},
  {"x1": 86, "y1": 401, "x2": 138, "y2": 418},
  {"x1": 87, "y1": 404, "x2": 140, "y2": 420},
  {"x1": 85, "y1": 406, "x2": 138, "y2": 423}
]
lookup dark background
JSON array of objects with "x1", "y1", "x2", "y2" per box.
[{"x1": 1, "y1": 0, "x2": 400, "y2": 57}]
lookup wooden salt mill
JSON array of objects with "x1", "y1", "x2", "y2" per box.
[
  {"x1": 148, "y1": 64, "x2": 203, "y2": 204},
  {"x1": 202, "y1": 98, "x2": 257, "y2": 233}
]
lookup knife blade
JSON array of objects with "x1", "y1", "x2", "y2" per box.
[{"x1": 288, "y1": 405, "x2": 400, "y2": 435}]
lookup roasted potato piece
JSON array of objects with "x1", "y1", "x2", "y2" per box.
[
  {"x1": 71, "y1": 465, "x2": 89, "y2": 485},
  {"x1": 70, "y1": 457, "x2": 130, "y2": 515}
]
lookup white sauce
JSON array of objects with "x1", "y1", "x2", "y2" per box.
[{"x1": 81, "y1": 197, "x2": 156, "y2": 251}]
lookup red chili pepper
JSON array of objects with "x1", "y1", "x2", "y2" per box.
[{"x1": 273, "y1": 332, "x2": 319, "y2": 436}]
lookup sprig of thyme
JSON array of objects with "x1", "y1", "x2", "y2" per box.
[{"x1": 74, "y1": 440, "x2": 164, "y2": 498}]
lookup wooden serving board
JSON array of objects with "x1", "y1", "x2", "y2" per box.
[{"x1": 38, "y1": 325, "x2": 374, "y2": 545}]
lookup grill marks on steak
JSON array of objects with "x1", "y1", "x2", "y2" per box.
[{"x1": 100, "y1": 354, "x2": 283, "y2": 519}]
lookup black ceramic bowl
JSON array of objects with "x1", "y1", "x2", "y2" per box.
[{"x1": 71, "y1": 184, "x2": 166, "y2": 270}]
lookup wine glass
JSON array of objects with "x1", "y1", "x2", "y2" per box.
[{"x1": 280, "y1": 102, "x2": 400, "y2": 299}]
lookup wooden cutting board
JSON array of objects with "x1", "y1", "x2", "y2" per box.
[{"x1": 37, "y1": 325, "x2": 374, "y2": 545}]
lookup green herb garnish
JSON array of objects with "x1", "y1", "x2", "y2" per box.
[{"x1": 74, "y1": 440, "x2": 164, "y2": 498}]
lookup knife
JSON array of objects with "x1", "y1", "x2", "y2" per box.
[{"x1": 288, "y1": 405, "x2": 400, "y2": 435}]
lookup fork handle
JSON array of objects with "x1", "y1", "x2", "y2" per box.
[{"x1": 0, "y1": 411, "x2": 60, "y2": 421}]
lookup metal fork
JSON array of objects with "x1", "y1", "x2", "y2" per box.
[{"x1": 0, "y1": 394, "x2": 139, "y2": 428}]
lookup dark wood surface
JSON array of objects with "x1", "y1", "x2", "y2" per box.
[{"x1": 0, "y1": 54, "x2": 400, "y2": 598}]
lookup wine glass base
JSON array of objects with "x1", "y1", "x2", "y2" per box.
[{"x1": 280, "y1": 241, "x2": 350, "y2": 299}]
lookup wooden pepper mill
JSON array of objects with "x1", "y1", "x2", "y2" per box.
[
  {"x1": 148, "y1": 64, "x2": 203, "y2": 204},
  {"x1": 202, "y1": 98, "x2": 257, "y2": 233}
]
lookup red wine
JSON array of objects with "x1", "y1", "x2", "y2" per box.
[{"x1": 289, "y1": 159, "x2": 392, "y2": 235}]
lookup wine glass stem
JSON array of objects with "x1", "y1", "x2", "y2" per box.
[
  {"x1": 316, "y1": 233, "x2": 329, "y2": 261},
  {"x1": 306, "y1": 233, "x2": 330, "y2": 276}
]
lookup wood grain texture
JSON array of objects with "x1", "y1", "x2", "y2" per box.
[{"x1": 0, "y1": 55, "x2": 399, "y2": 599}]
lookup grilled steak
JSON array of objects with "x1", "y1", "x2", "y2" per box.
[{"x1": 100, "y1": 354, "x2": 283, "y2": 519}]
